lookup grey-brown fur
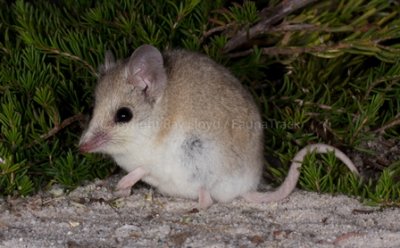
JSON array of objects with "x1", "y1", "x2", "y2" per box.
[{"x1": 79, "y1": 45, "x2": 358, "y2": 209}]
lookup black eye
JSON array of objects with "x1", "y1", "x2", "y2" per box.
[{"x1": 115, "y1": 107, "x2": 133, "y2": 123}]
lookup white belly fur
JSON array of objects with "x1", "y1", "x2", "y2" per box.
[{"x1": 112, "y1": 127, "x2": 259, "y2": 202}]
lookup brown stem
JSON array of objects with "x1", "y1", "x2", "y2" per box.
[
  {"x1": 363, "y1": 75, "x2": 400, "y2": 101},
  {"x1": 1, "y1": 46, "x2": 10, "y2": 55},
  {"x1": 269, "y1": 23, "x2": 356, "y2": 33},
  {"x1": 223, "y1": 0, "x2": 318, "y2": 52},
  {"x1": 350, "y1": 116, "x2": 369, "y2": 145},
  {"x1": 40, "y1": 113, "x2": 86, "y2": 140},
  {"x1": 42, "y1": 48, "x2": 98, "y2": 77},
  {"x1": 227, "y1": 43, "x2": 351, "y2": 58},
  {"x1": 202, "y1": 23, "x2": 234, "y2": 41},
  {"x1": 374, "y1": 115, "x2": 400, "y2": 134}
]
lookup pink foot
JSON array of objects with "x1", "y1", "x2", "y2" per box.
[
  {"x1": 114, "y1": 188, "x2": 132, "y2": 197},
  {"x1": 115, "y1": 167, "x2": 147, "y2": 195},
  {"x1": 198, "y1": 187, "x2": 213, "y2": 209}
]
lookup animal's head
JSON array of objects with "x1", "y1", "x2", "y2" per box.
[{"x1": 79, "y1": 45, "x2": 167, "y2": 155}]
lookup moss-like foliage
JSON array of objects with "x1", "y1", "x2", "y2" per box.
[{"x1": 1, "y1": 0, "x2": 400, "y2": 205}]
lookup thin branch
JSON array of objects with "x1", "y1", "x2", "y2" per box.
[
  {"x1": 364, "y1": 74, "x2": 400, "y2": 101},
  {"x1": 227, "y1": 43, "x2": 351, "y2": 58},
  {"x1": 42, "y1": 47, "x2": 99, "y2": 77},
  {"x1": 273, "y1": 97, "x2": 348, "y2": 114},
  {"x1": 223, "y1": 0, "x2": 318, "y2": 52},
  {"x1": 269, "y1": 23, "x2": 356, "y2": 33},
  {"x1": 293, "y1": 99, "x2": 347, "y2": 113},
  {"x1": 1, "y1": 46, "x2": 10, "y2": 55},
  {"x1": 225, "y1": 49, "x2": 253, "y2": 58},
  {"x1": 202, "y1": 22, "x2": 235, "y2": 41},
  {"x1": 374, "y1": 115, "x2": 400, "y2": 134},
  {"x1": 269, "y1": 23, "x2": 319, "y2": 32},
  {"x1": 350, "y1": 116, "x2": 369, "y2": 145},
  {"x1": 40, "y1": 113, "x2": 86, "y2": 140},
  {"x1": 263, "y1": 43, "x2": 350, "y2": 55}
]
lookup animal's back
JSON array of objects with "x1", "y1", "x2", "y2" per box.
[{"x1": 156, "y1": 50, "x2": 264, "y2": 201}]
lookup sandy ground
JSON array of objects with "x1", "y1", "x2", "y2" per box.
[{"x1": 1, "y1": 173, "x2": 400, "y2": 248}]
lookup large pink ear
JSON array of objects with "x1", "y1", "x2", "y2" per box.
[{"x1": 125, "y1": 45, "x2": 167, "y2": 100}]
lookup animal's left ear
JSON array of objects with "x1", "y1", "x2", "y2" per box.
[
  {"x1": 125, "y1": 45, "x2": 167, "y2": 100},
  {"x1": 99, "y1": 50, "x2": 116, "y2": 75}
]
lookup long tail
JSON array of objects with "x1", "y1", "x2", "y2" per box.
[{"x1": 243, "y1": 144, "x2": 359, "y2": 203}]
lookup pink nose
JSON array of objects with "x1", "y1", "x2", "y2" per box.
[
  {"x1": 79, "y1": 131, "x2": 108, "y2": 153},
  {"x1": 79, "y1": 142, "x2": 92, "y2": 153}
]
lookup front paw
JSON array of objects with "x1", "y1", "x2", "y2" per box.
[
  {"x1": 116, "y1": 175, "x2": 134, "y2": 190},
  {"x1": 114, "y1": 188, "x2": 131, "y2": 197},
  {"x1": 114, "y1": 176, "x2": 133, "y2": 197},
  {"x1": 114, "y1": 167, "x2": 147, "y2": 198}
]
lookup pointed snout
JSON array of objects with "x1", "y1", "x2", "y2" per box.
[
  {"x1": 78, "y1": 141, "x2": 94, "y2": 153},
  {"x1": 78, "y1": 130, "x2": 109, "y2": 153}
]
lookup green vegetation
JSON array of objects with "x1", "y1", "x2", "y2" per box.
[{"x1": 1, "y1": 0, "x2": 400, "y2": 206}]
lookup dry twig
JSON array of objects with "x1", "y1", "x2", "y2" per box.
[
  {"x1": 40, "y1": 113, "x2": 86, "y2": 140},
  {"x1": 223, "y1": 0, "x2": 318, "y2": 52},
  {"x1": 227, "y1": 42, "x2": 352, "y2": 58}
]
